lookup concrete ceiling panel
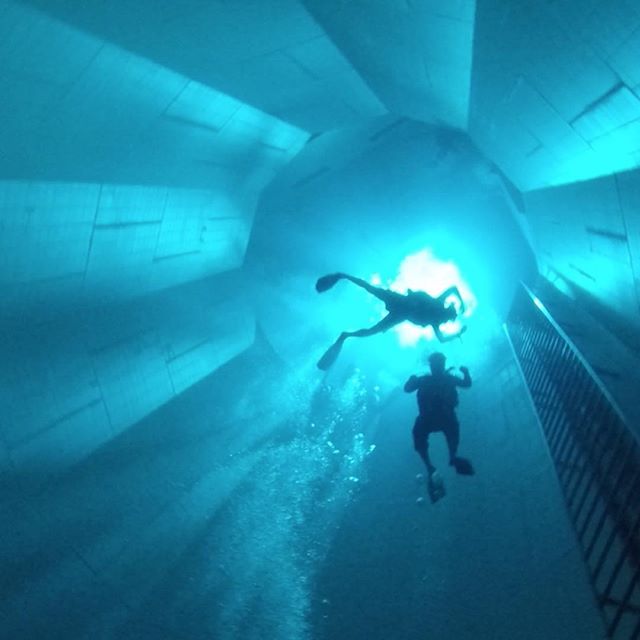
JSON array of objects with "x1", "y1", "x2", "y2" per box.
[
  {"x1": 470, "y1": 0, "x2": 640, "y2": 191},
  {"x1": 302, "y1": 0, "x2": 475, "y2": 129},
  {"x1": 20, "y1": 0, "x2": 386, "y2": 132}
]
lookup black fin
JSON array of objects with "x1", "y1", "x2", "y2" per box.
[
  {"x1": 428, "y1": 472, "x2": 446, "y2": 503},
  {"x1": 317, "y1": 339, "x2": 344, "y2": 370},
  {"x1": 315, "y1": 273, "x2": 342, "y2": 293},
  {"x1": 452, "y1": 457, "x2": 475, "y2": 476}
]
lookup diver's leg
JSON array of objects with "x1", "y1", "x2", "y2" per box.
[
  {"x1": 443, "y1": 417, "x2": 460, "y2": 464},
  {"x1": 317, "y1": 272, "x2": 403, "y2": 306},
  {"x1": 317, "y1": 314, "x2": 399, "y2": 369},
  {"x1": 447, "y1": 420, "x2": 474, "y2": 475},
  {"x1": 413, "y1": 418, "x2": 435, "y2": 474},
  {"x1": 339, "y1": 274, "x2": 403, "y2": 305},
  {"x1": 342, "y1": 313, "x2": 400, "y2": 339}
]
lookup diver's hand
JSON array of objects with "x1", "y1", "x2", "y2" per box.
[
  {"x1": 460, "y1": 366, "x2": 469, "y2": 375},
  {"x1": 403, "y1": 375, "x2": 419, "y2": 392}
]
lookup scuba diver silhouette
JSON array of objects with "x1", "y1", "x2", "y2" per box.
[
  {"x1": 315, "y1": 272, "x2": 467, "y2": 370},
  {"x1": 405, "y1": 352, "x2": 474, "y2": 502}
]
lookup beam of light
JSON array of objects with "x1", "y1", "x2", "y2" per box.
[{"x1": 372, "y1": 248, "x2": 476, "y2": 346}]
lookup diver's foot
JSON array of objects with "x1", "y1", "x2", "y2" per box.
[
  {"x1": 427, "y1": 470, "x2": 446, "y2": 503},
  {"x1": 450, "y1": 456, "x2": 474, "y2": 476}
]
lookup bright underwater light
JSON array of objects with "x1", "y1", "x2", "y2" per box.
[{"x1": 374, "y1": 249, "x2": 476, "y2": 346}]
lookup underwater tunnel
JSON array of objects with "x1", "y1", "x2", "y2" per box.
[{"x1": 2, "y1": 1, "x2": 640, "y2": 638}]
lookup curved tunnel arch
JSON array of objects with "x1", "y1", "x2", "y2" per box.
[{"x1": 246, "y1": 119, "x2": 537, "y2": 373}]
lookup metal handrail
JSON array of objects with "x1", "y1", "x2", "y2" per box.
[
  {"x1": 506, "y1": 282, "x2": 640, "y2": 640},
  {"x1": 518, "y1": 282, "x2": 633, "y2": 436}
]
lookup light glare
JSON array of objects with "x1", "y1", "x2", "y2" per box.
[{"x1": 376, "y1": 249, "x2": 476, "y2": 345}]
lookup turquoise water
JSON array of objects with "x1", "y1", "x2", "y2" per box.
[{"x1": 1, "y1": 2, "x2": 619, "y2": 638}]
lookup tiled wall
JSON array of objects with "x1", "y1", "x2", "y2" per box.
[
  {"x1": 523, "y1": 167, "x2": 640, "y2": 338},
  {"x1": 0, "y1": 1, "x2": 308, "y2": 314},
  {"x1": 1, "y1": 341, "x2": 274, "y2": 640},
  {"x1": 1, "y1": 2, "x2": 307, "y2": 185},
  {"x1": 0, "y1": 272, "x2": 254, "y2": 495},
  {"x1": 0, "y1": 181, "x2": 256, "y2": 315},
  {"x1": 470, "y1": 0, "x2": 640, "y2": 191},
  {"x1": 0, "y1": 1, "x2": 307, "y2": 472},
  {"x1": 302, "y1": 0, "x2": 475, "y2": 129},
  {"x1": 17, "y1": 0, "x2": 386, "y2": 132}
]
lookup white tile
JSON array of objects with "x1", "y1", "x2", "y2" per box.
[{"x1": 97, "y1": 185, "x2": 167, "y2": 225}]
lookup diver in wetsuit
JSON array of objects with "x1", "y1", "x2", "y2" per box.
[
  {"x1": 315, "y1": 272, "x2": 467, "y2": 370},
  {"x1": 404, "y1": 351, "x2": 473, "y2": 478}
]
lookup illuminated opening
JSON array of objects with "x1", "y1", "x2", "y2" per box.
[{"x1": 372, "y1": 249, "x2": 476, "y2": 346}]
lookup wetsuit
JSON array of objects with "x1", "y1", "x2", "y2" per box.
[
  {"x1": 405, "y1": 368, "x2": 472, "y2": 464},
  {"x1": 380, "y1": 290, "x2": 448, "y2": 327}
]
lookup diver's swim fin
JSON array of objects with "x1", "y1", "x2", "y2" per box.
[
  {"x1": 451, "y1": 456, "x2": 475, "y2": 476},
  {"x1": 315, "y1": 273, "x2": 342, "y2": 293},
  {"x1": 317, "y1": 339, "x2": 344, "y2": 370},
  {"x1": 427, "y1": 471, "x2": 446, "y2": 504}
]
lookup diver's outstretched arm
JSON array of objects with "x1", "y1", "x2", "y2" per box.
[
  {"x1": 404, "y1": 375, "x2": 420, "y2": 392},
  {"x1": 434, "y1": 325, "x2": 467, "y2": 343},
  {"x1": 457, "y1": 366, "x2": 472, "y2": 388},
  {"x1": 437, "y1": 285, "x2": 465, "y2": 313}
]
